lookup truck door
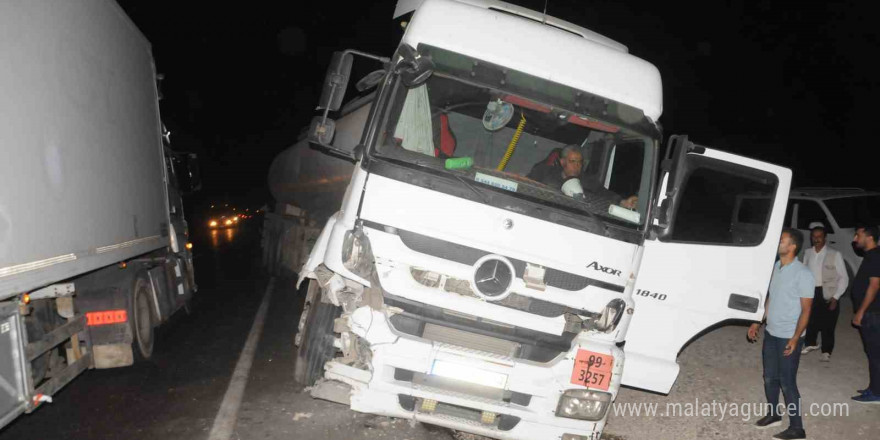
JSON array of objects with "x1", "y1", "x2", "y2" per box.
[{"x1": 621, "y1": 136, "x2": 791, "y2": 393}]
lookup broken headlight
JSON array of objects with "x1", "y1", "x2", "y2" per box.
[
  {"x1": 341, "y1": 228, "x2": 374, "y2": 278},
  {"x1": 585, "y1": 298, "x2": 626, "y2": 333}
]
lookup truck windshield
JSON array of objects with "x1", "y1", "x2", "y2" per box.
[{"x1": 372, "y1": 67, "x2": 656, "y2": 227}]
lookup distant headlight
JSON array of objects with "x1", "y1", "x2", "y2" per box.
[
  {"x1": 225, "y1": 219, "x2": 233, "y2": 226},
  {"x1": 233, "y1": 216, "x2": 239, "y2": 222},
  {"x1": 209, "y1": 220, "x2": 218, "y2": 227}
]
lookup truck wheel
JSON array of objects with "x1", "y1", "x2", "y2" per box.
[
  {"x1": 294, "y1": 280, "x2": 340, "y2": 386},
  {"x1": 131, "y1": 274, "x2": 155, "y2": 361}
]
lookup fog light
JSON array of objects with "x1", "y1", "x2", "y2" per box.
[
  {"x1": 420, "y1": 398, "x2": 438, "y2": 413},
  {"x1": 481, "y1": 411, "x2": 497, "y2": 424},
  {"x1": 556, "y1": 389, "x2": 612, "y2": 421}
]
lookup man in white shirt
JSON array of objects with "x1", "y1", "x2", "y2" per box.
[{"x1": 801, "y1": 222, "x2": 849, "y2": 361}]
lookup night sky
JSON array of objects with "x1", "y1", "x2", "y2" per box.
[{"x1": 116, "y1": 0, "x2": 880, "y2": 209}]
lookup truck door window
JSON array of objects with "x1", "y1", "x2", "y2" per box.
[
  {"x1": 795, "y1": 201, "x2": 832, "y2": 232},
  {"x1": 670, "y1": 159, "x2": 777, "y2": 245}
]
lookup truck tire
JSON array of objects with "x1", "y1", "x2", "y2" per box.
[
  {"x1": 130, "y1": 274, "x2": 155, "y2": 361},
  {"x1": 294, "y1": 280, "x2": 340, "y2": 386}
]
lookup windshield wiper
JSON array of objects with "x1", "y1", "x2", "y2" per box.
[
  {"x1": 572, "y1": 194, "x2": 610, "y2": 227},
  {"x1": 548, "y1": 207, "x2": 608, "y2": 237},
  {"x1": 381, "y1": 154, "x2": 490, "y2": 204},
  {"x1": 450, "y1": 172, "x2": 489, "y2": 204}
]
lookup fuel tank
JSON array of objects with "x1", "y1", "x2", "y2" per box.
[{"x1": 268, "y1": 99, "x2": 372, "y2": 221}]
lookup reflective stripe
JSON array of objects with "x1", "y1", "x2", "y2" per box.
[
  {"x1": 95, "y1": 236, "x2": 161, "y2": 254},
  {"x1": 0, "y1": 254, "x2": 76, "y2": 278}
]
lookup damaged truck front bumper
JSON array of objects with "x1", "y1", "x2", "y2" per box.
[{"x1": 326, "y1": 306, "x2": 624, "y2": 440}]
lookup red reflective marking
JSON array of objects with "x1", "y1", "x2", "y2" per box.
[
  {"x1": 86, "y1": 310, "x2": 128, "y2": 326},
  {"x1": 502, "y1": 94, "x2": 552, "y2": 113},
  {"x1": 567, "y1": 115, "x2": 620, "y2": 133}
]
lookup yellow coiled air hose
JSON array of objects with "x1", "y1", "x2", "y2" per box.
[{"x1": 496, "y1": 112, "x2": 526, "y2": 171}]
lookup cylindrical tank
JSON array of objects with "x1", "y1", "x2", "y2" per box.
[{"x1": 268, "y1": 100, "x2": 372, "y2": 221}]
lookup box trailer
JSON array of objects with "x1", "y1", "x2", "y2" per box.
[{"x1": 0, "y1": 0, "x2": 200, "y2": 429}]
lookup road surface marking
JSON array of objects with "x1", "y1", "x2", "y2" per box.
[{"x1": 207, "y1": 277, "x2": 275, "y2": 440}]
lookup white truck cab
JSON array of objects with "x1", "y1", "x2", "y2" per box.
[{"x1": 280, "y1": 1, "x2": 792, "y2": 438}]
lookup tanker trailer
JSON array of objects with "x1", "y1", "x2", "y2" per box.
[{"x1": 263, "y1": 94, "x2": 372, "y2": 273}]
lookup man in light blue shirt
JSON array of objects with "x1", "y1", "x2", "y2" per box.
[{"x1": 748, "y1": 228, "x2": 814, "y2": 440}]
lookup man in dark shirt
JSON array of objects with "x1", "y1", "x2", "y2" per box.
[
  {"x1": 851, "y1": 224, "x2": 880, "y2": 404},
  {"x1": 527, "y1": 144, "x2": 637, "y2": 209}
]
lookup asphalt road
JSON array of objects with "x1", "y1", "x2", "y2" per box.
[{"x1": 0, "y1": 222, "x2": 270, "y2": 439}]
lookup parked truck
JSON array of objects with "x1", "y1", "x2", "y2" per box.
[
  {"x1": 0, "y1": 0, "x2": 200, "y2": 430},
  {"x1": 264, "y1": 1, "x2": 791, "y2": 438}
]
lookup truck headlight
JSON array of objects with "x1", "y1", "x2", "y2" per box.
[
  {"x1": 582, "y1": 299, "x2": 626, "y2": 333},
  {"x1": 595, "y1": 299, "x2": 626, "y2": 332},
  {"x1": 342, "y1": 228, "x2": 373, "y2": 278},
  {"x1": 556, "y1": 389, "x2": 612, "y2": 421}
]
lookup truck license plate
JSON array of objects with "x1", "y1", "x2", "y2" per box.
[
  {"x1": 430, "y1": 359, "x2": 508, "y2": 389},
  {"x1": 570, "y1": 349, "x2": 614, "y2": 391}
]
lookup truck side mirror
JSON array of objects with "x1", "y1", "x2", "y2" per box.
[
  {"x1": 355, "y1": 69, "x2": 387, "y2": 92},
  {"x1": 173, "y1": 153, "x2": 201, "y2": 194},
  {"x1": 396, "y1": 43, "x2": 433, "y2": 88},
  {"x1": 308, "y1": 116, "x2": 336, "y2": 146},
  {"x1": 651, "y1": 135, "x2": 694, "y2": 240},
  {"x1": 309, "y1": 52, "x2": 353, "y2": 158},
  {"x1": 310, "y1": 50, "x2": 391, "y2": 158},
  {"x1": 317, "y1": 51, "x2": 354, "y2": 113},
  {"x1": 185, "y1": 153, "x2": 201, "y2": 193}
]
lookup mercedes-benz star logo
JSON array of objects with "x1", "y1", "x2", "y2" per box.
[{"x1": 473, "y1": 256, "x2": 513, "y2": 299}]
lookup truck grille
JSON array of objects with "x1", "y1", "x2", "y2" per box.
[
  {"x1": 397, "y1": 229, "x2": 623, "y2": 293},
  {"x1": 422, "y1": 323, "x2": 519, "y2": 358},
  {"x1": 397, "y1": 395, "x2": 522, "y2": 432},
  {"x1": 386, "y1": 294, "x2": 574, "y2": 363},
  {"x1": 411, "y1": 268, "x2": 595, "y2": 331}
]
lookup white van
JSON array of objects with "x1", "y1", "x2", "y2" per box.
[{"x1": 785, "y1": 188, "x2": 880, "y2": 276}]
